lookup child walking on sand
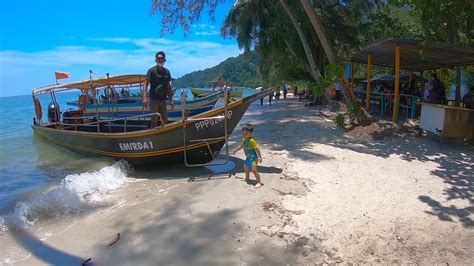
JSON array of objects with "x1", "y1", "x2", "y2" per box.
[{"x1": 233, "y1": 124, "x2": 263, "y2": 188}]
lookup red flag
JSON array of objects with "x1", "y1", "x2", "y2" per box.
[{"x1": 55, "y1": 71, "x2": 70, "y2": 80}]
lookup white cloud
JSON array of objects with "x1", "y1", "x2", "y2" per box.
[
  {"x1": 192, "y1": 24, "x2": 220, "y2": 36},
  {"x1": 192, "y1": 24, "x2": 215, "y2": 30},
  {"x1": 0, "y1": 37, "x2": 241, "y2": 96},
  {"x1": 195, "y1": 30, "x2": 220, "y2": 36}
]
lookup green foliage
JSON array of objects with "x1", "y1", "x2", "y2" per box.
[
  {"x1": 314, "y1": 63, "x2": 341, "y2": 94},
  {"x1": 389, "y1": 0, "x2": 474, "y2": 46},
  {"x1": 360, "y1": 6, "x2": 424, "y2": 45},
  {"x1": 347, "y1": 101, "x2": 357, "y2": 121},
  {"x1": 334, "y1": 114, "x2": 346, "y2": 128},
  {"x1": 222, "y1": 0, "x2": 324, "y2": 83},
  {"x1": 173, "y1": 52, "x2": 261, "y2": 88},
  {"x1": 151, "y1": 0, "x2": 474, "y2": 103},
  {"x1": 151, "y1": 0, "x2": 227, "y2": 36}
]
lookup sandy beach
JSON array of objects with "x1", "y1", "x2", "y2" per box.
[{"x1": 1, "y1": 97, "x2": 473, "y2": 265}]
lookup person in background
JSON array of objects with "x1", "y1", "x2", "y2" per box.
[
  {"x1": 463, "y1": 86, "x2": 474, "y2": 109},
  {"x1": 293, "y1": 85, "x2": 298, "y2": 98},
  {"x1": 275, "y1": 86, "x2": 281, "y2": 100},
  {"x1": 427, "y1": 73, "x2": 445, "y2": 104},
  {"x1": 283, "y1": 83, "x2": 288, "y2": 100},
  {"x1": 143, "y1": 51, "x2": 175, "y2": 128},
  {"x1": 423, "y1": 82, "x2": 430, "y2": 102},
  {"x1": 407, "y1": 75, "x2": 418, "y2": 95},
  {"x1": 268, "y1": 90, "x2": 272, "y2": 106}
]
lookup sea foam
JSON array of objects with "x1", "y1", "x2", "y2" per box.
[{"x1": 0, "y1": 160, "x2": 131, "y2": 231}]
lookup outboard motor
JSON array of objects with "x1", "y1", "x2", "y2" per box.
[{"x1": 47, "y1": 102, "x2": 61, "y2": 123}]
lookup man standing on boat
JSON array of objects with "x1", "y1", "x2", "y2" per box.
[{"x1": 143, "y1": 51, "x2": 175, "y2": 127}]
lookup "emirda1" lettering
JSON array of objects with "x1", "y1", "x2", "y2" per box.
[{"x1": 119, "y1": 141, "x2": 154, "y2": 151}]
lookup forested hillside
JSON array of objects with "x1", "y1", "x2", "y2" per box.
[{"x1": 173, "y1": 52, "x2": 261, "y2": 88}]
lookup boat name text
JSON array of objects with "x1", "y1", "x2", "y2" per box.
[
  {"x1": 195, "y1": 111, "x2": 233, "y2": 131},
  {"x1": 119, "y1": 141, "x2": 154, "y2": 151}
]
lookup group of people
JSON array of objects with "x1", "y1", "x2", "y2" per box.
[{"x1": 259, "y1": 83, "x2": 297, "y2": 106}]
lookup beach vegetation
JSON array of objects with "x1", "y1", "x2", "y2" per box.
[
  {"x1": 334, "y1": 113, "x2": 346, "y2": 128},
  {"x1": 151, "y1": 0, "x2": 472, "y2": 122}
]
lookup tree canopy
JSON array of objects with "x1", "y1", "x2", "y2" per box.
[{"x1": 152, "y1": 0, "x2": 473, "y2": 110}]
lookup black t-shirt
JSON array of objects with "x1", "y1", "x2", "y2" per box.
[{"x1": 146, "y1": 66, "x2": 171, "y2": 100}]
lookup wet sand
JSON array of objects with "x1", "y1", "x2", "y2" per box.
[{"x1": 1, "y1": 97, "x2": 473, "y2": 265}]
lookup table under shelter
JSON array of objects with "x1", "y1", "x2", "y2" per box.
[{"x1": 350, "y1": 37, "x2": 474, "y2": 140}]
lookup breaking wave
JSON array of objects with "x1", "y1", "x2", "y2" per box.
[{"x1": 0, "y1": 160, "x2": 131, "y2": 231}]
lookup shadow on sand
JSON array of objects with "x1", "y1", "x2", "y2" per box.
[
  {"x1": 261, "y1": 100, "x2": 474, "y2": 227},
  {"x1": 13, "y1": 230, "x2": 85, "y2": 265},
  {"x1": 87, "y1": 196, "x2": 300, "y2": 264}
]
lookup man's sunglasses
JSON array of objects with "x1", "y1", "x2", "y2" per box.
[{"x1": 156, "y1": 57, "x2": 165, "y2": 62}]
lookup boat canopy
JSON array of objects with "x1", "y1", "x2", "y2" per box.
[{"x1": 32, "y1": 74, "x2": 146, "y2": 96}]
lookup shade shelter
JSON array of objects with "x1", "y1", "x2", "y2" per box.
[{"x1": 351, "y1": 37, "x2": 474, "y2": 122}]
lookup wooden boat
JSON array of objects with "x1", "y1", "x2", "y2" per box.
[
  {"x1": 31, "y1": 75, "x2": 270, "y2": 165},
  {"x1": 91, "y1": 104, "x2": 216, "y2": 122},
  {"x1": 66, "y1": 83, "x2": 223, "y2": 116},
  {"x1": 191, "y1": 87, "x2": 246, "y2": 98},
  {"x1": 191, "y1": 87, "x2": 219, "y2": 96}
]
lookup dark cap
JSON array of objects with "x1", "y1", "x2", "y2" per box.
[
  {"x1": 155, "y1": 51, "x2": 166, "y2": 58},
  {"x1": 242, "y1": 124, "x2": 253, "y2": 132}
]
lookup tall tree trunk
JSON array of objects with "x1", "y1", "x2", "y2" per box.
[
  {"x1": 280, "y1": 0, "x2": 321, "y2": 81},
  {"x1": 447, "y1": 15, "x2": 461, "y2": 106},
  {"x1": 300, "y1": 0, "x2": 370, "y2": 123},
  {"x1": 284, "y1": 38, "x2": 316, "y2": 80}
]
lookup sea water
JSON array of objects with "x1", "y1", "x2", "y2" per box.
[{"x1": 0, "y1": 93, "x2": 130, "y2": 231}]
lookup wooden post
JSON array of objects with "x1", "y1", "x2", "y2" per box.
[
  {"x1": 439, "y1": 68, "x2": 445, "y2": 81},
  {"x1": 366, "y1": 55, "x2": 372, "y2": 110},
  {"x1": 392, "y1": 45, "x2": 400, "y2": 122},
  {"x1": 350, "y1": 62, "x2": 354, "y2": 86}
]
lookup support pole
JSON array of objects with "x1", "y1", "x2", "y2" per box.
[
  {"x1": 439, "y1": 68, "x2": 445, "y2": 82},
  {"x1": 350, "y1": 62, "x2": 354, "y2": 86},
  {"x1": 455, "y1": 68, "x2": 461, "y2": 106},
  {"x1": 392, "y1": 45, "x2": 400, "y2": 122},
  {"x1": 365, "y1": 55, "x2": 372, "y2": 110}
]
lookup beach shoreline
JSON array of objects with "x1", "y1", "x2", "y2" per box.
[{"x1": 1, "y1": 97, "x2": 473, "y2": 265}]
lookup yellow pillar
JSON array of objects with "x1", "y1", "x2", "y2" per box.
[
  {"x1": 440, "y1": 68, "x2": 445, "y2": 82},
  {"x1": 392, "y1": 45, "x2": 400, "y2": 122},
  {"x1": 366, "y1": 55, "x2": 372, "y2": 110},
  {"x1": 350, "y1": 63, "x2": 354, "y2": 86}
]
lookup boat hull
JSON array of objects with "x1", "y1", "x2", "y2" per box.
[
  {"x1": 33, "y1": 99, "x2": 252, "y2": 165},
  {"x1": 191, "y1": 87, "x2": 245, "y2": 98}
]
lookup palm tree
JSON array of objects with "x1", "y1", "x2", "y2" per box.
[
  {"x1": 222, "y1": 0, "x2": 322, "y2": 82},
  {"x1": 300, "y1": 0, "x2": 371, "y2": 122}
]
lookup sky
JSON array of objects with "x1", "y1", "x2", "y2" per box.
[{"x1": 0, "y1": 0, "x2": 241, "y2": 97}]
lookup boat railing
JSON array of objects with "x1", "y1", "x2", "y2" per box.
[
  {"x1": 60, "y1": 112, "x2": 163, "y2": 133},
  {"x1": 181, "y1": 87, "x2": 230, "y2": 168}
]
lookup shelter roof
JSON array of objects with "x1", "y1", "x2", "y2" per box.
[{"x1": 351, "y1": 37, "x2": 474, "y2": 70}]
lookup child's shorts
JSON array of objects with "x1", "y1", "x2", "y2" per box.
[{"x1": 244, "y1": 159, "x2": 258, "y2": 167}]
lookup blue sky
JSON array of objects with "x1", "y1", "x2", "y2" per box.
[{"x1": 0, "y1": 0, "x2": 240, "y2": 97}]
